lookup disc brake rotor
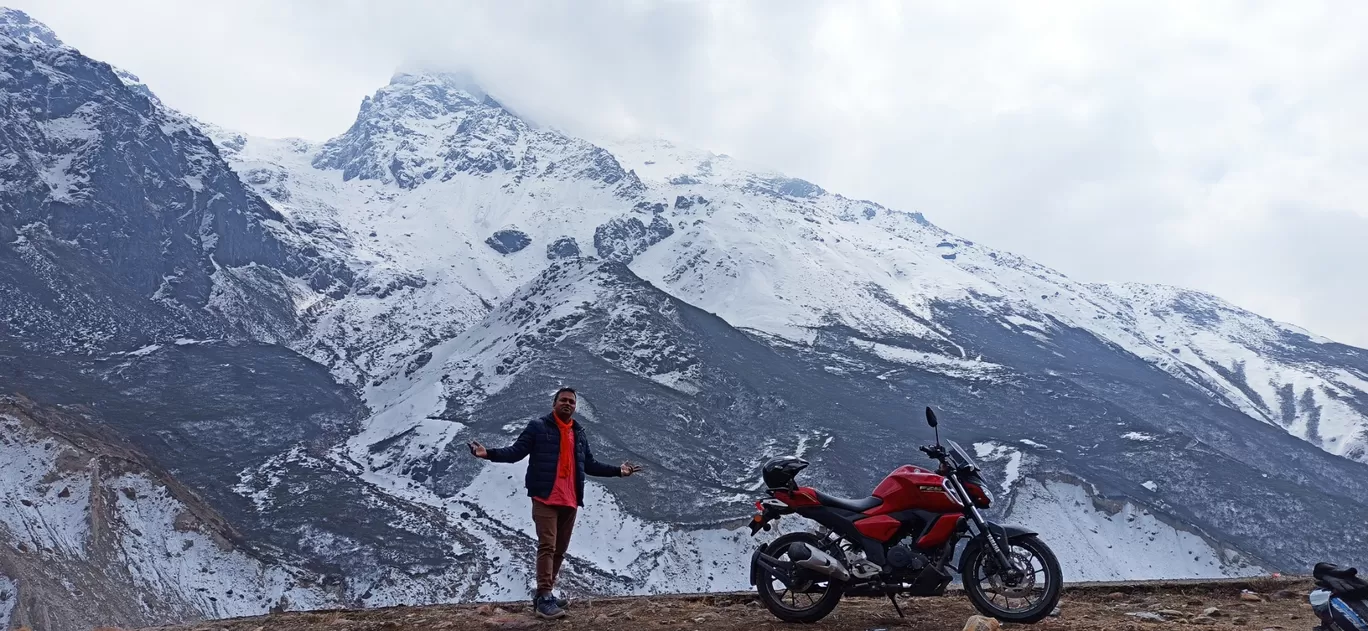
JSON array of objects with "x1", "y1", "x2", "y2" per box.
[{"x1": 984, "y1": 548, "x2": 1037, "y2": 599}]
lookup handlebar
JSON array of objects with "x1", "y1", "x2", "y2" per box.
[{"x1": 920, "y1": 444, "x2": 947, "y2": 460}]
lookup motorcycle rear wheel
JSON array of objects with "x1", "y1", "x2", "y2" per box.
[
  {"x1": 754, "y1": 532, "x2": 846, "y2": 623},
  {"x1": 961, "y1": 534, "x2": 1063, "y2": 624}
]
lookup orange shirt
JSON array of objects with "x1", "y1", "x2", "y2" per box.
[{"x1": 535, "y1": 413, "x2": 578, "y2": 507}]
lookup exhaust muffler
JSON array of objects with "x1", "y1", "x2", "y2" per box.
[{"x1": 787, "y1": 542, "x2": 851, "y2": 582}]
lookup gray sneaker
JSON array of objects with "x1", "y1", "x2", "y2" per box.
[{"x1": 534, "y1": 594, "x2": 566, "y2": 619}]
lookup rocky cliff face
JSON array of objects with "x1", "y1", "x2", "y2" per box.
[{"x1": 0, "y1": 10, "x2": 350, "y2": 354}]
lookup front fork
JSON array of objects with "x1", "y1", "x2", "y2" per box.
[{"x1": 948, "y1": 476, "x2": 1021, "y2": 580}]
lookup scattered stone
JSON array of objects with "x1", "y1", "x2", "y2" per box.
[
  {"x1": 1187, "y1": 598, "x2": 1206, "y2": 606},
  {"x1": 1203, "y1": 607, "x2": 1223, "y2": 617},
  {"x1": 1233, "y1": 617, "x2": 1248, "y2": 625},
  {"x1": 1126, "y1": 612, "x2": 1166, "y2": 622},
  {"x1": 962, "y1": 615, "x2": 1003, "y2": 631},
  {"x1": 1157, "y1": 609, "x2": 1186, "y2": 618},
  {"x1": 1273, "y1": 589, "x2": 1300, "y2": 600},
  {"x1": 1049, "y1": 605, "x2": 1061, "y2": 617},
  {"x1": 1108, "y1": 591, "x2": 1128, "y2": 600},
  {"x1": 1240, "y1": 589, "x2": 1264, "y2": 602}
]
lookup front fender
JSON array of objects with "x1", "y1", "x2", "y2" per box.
[{"x1": 955, "y1": 522, "x2": 1038, "y2": 575}]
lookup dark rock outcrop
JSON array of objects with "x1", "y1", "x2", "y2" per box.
[
  {"x1": 485, "y1": 229, "x2": 532, "y2": 255},
  {"x1": 546, "y1": 236, "x2": 581, "y2": 260},
  {"x1": 593, "y1": 215, "x2": 675, "y2": 263}
]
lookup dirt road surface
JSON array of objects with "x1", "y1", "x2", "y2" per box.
[{"x1": 132, "y1": 577, "x2": 1318, "y2": 631}]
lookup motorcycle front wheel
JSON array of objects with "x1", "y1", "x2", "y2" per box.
[
  {"x1": 961, "y1": 534, "x2": 1062, "y2": 624},
  {"x1": 753, "y1": 532, "x2": 845, "y2": 623}
]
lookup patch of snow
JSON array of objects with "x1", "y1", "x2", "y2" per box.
[
  {"x1": 1006, "y1": 478, "x2": 1264, "y2": 581},
  {"x1": 107, "y1": 474, "x2": 332, "y2": 617},
  {"x1": 850, "y1": 339, "x2": 1007, "y2": 381},
  {"x1": 1123, "y1": 432, "x2": 1157, "y2": 442},
  {"x1": 1019, "y1": 439, "x2": 1048, "y2": 449},
  {"x1": 1142, "y1": 480, "x2": 1159, "y2": 492},
  {"x1": 125, "y1": 344, "x2": 162, "y2": 357},
  {"x1": 0, "y1": 421, "x2": 93, "y2": 559},
  {"x1": 648, "y1": 370, "x2": 700, "y2": 395},
  {"x1": 973, "y1": 442, "x2": 1024, "y2": 494},
  {"x1": 0, "y1": 574, "x2": 13, "y2": 631}
]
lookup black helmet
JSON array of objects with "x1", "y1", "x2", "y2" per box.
[{"x1": 762, "y1": 457, "x2": 809, "y2": 490}]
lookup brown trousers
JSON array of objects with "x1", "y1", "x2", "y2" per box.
[{"x1": 531, "y1": 500, "x2": 578, "y2": 594}]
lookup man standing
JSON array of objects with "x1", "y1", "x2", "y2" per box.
[{"x1": 467, "y1": 387, "x2": 642, "y2": 619}]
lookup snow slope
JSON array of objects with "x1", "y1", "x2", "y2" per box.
[
  {"x1": 1093, "y1": 283, "x2": 1368, "y2": 461},
  {"x1": 1006, "y1": 478, "x2": 1263, "y2": 581},
  {"x1": 0, "y1": 396, "x2": 336, "y2": 630},
  {"x1": 0, "y1": 573, "x2": 14, "y2": 630}
]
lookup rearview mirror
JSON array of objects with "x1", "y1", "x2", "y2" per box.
[{"x1": 925, "y1": 406, "x2": 938, "y2": 428}]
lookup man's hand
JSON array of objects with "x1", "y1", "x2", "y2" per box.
[
  {"x1": 620, "y1": 461, "x2": 643, "y2": 476},
  {"x1": 467, "y1": 441, "x2": 488, "y2": 459}
]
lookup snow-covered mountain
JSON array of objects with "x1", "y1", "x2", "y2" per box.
[
  {"x1": 3, "y1": 8, "x2": 1368, "y2": 630},
  {"x1": 201, "y1": 67, "x2": 1368, "y2": 466}
]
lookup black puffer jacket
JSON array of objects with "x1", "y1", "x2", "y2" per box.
[{"x1": 484, "y1": 413, "x2": 621, "y2": 505}]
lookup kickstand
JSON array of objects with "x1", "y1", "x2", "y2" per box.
[{"x1": 887, "y1": 592, "x2": 904, "y2": 618}]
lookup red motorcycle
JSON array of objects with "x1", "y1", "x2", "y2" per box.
[{"x1": 746, "y1": 407, "x2": 1062, "y2": 623}]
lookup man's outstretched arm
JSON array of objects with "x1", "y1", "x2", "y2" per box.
[
  {"x1": 582, "y1": 433, "x2": 642, "y2": 477},
  {"x1": 470, "y1": 422, "x2": 534, "y2": 463}
]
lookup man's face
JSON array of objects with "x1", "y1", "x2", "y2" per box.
[{"x1": 555, "y1": 391, "x2": 576, "y2": 417}]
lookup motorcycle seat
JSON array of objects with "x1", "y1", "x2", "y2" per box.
[{"x1": 814, "y1": 490, "x2": 883, "y2": 513}]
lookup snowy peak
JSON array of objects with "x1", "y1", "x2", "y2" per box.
[
  {"x1": 311, "y1": 70, "x2": 643, "y2": 195},
  {"x1": 310, "y1": 71, "x2": 525, "y2": 188},
  {"x1": 0, "y1": 8, "x2": 62, "y2": 48}
]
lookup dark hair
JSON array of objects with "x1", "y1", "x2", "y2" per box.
[{"x1": 553, "y1": 387, "x2": 576, "y2": 402}]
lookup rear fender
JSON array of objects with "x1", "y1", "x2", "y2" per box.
[
  {"x1": 749, "y1": 542, "x2": 769, "y2": 586},
  {"x1": 955, "y1": 522, "x2": 1038, "y2": 575}
]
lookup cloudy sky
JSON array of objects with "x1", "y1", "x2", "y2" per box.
[{"x1": 15, "y1": 0, "x2": 1368, "y2": 346}]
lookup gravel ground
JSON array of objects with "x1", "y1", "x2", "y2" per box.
[{"x1": 127, "y1": 577, "x2": 1317, "y2": 631}]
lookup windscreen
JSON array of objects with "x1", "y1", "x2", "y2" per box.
[{"x1": 946, "y1": 439, "x2": 978, "y2": 471}]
